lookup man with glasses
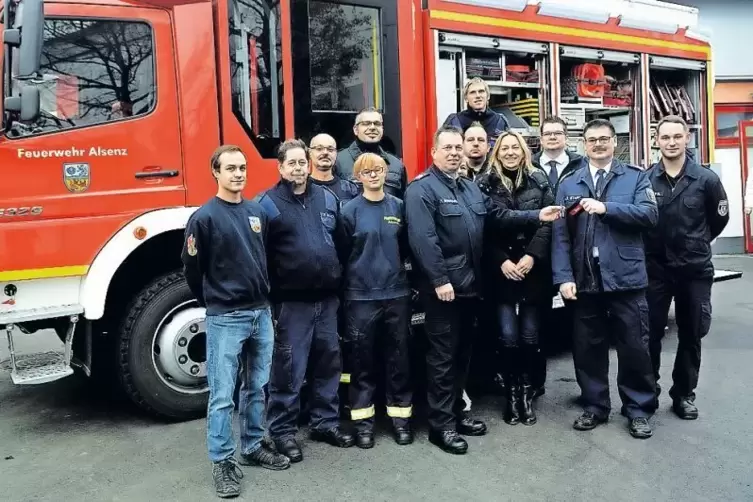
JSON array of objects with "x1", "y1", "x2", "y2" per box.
[
  {"x1": 308, "y1": 133, "x2": 360, "y2": 207},
  {"x1": 406, "y1": 125, "x2": 562, "y2": 455},
  {"x1": 335, "y1": 107, "x2": 408, "y2": 199},
  {"x1": 259, "y1": 139, "x2": 355, "y2": 464},
  {"x1": 552, "y1": 118, "x2": 659, "y2": 439},
  {"x1": 531, "y1": 116, "x2": 584, "y2": 398}
]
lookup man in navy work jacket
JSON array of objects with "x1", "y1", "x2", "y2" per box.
[
  {"x1": 552, "y1": 118, "x2": 659, "y2": 439},
  {"x1": 405, "y1": 125, "x2": 562, "y2": 455},
  {"x1": 308, "y1": 133, "x2": 360, "y2": 207},
  {"x1": 334, "y1": 107, "x2": 408, "y2": 199},
  {"x1": 182, "y1": 145, "x2": 290, "y2": 499},
  {"x1": 645, "y1": 115, "x2": 729, "y2": 420},
  {"x1": 258, "y1": 139, "x2": 355, "y2": 464}
]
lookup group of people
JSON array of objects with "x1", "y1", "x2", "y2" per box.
[{"x1": 183, "y1": 86, "x2": 729, "y2": 497}]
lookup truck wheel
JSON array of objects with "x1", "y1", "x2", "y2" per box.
[{"x1": 117, "y1": 271, "x2": 208, "y2": 421}]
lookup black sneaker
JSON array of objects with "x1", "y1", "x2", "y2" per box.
[
  {"x1": 628, "y1": 417, "x2": 653, "y2": 439},
  {"x1": 212, "y1": 457, "x2": 243, "y2": 498},
  {"x1": 239, "y1": 444, "x2": 291, "y2": 470}
]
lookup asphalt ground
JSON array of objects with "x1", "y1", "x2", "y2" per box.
[{"x1": 1, "y1": 256, "x2": 751, "y2": 501}]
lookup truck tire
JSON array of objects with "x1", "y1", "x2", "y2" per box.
[{"x1": 117, "y1": 271, "x2": 208, "y2": 421}]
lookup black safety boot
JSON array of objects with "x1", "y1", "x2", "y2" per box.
[
  {"x1": 672, "y1": 397, "x2": 699, "y2": 420},
  {"x1": 504, "y1": 376, "x2": 521, "y2": 425},
  {"x1": 355, "y1": 430, "x2": 375, "y2": 449},
  {"x1": 519, "y1": 374, "x2": 537, "y2": 426},
  {"x1": 428, "y1": 429, "x2": 468, "y2": 455},
  {"x1": 457, "y1": 411, "x2": 487, "y2": 436},
  {"x1": 393, "y1": 425, "x2": 414, "y2": 445},
  {"x1": 310, "y1": 426, "x2": 355, "y2": 448},
  {"x1": 273, "y1": 437, "x2": 303, "y2": 463},
  {"x1": 212, "y1": 457, "x2": 243, "y2": 498}
]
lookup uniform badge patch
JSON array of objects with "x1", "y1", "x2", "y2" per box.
[
  {"x1": 186, "y1": 234, "x2": 197, "y2": 256},
  {"x1": 249, "y1": 216, "x2": 261, "y2": 233},
  {"x1": 645, "y1": 188, "x2": 657, "y2": 204},
  {"x1": 718, "y1": 199, "x2": 729, "y2": 216},
  {"x1": 63, "y1": 162, "x2": 90, "y2": 193}
]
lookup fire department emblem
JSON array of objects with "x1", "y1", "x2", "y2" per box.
[
  {"x1": 63, "y1": 162, "x2": 90, "y2": 193},
  {"x1": 186, "y1": 234, "x2": 197, "y2": 256},
  {"x1": 718, "y1": 199, "x2": 729, "y2": 216},
  {"x1": 249, "y1": 216, "x2": 261, "y2": 233}
]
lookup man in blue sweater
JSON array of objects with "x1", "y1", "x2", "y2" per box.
[
  {"x1": 336, "y1": 152, "x2": 413, "y2": 449},
  {"x1": 182, "y1": 145, "x2": 290, "y2": 499},
  {"x1": 258, "y1": 139, "x2": 355, "y2": 463}
]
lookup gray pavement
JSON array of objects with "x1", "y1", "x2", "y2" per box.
[{"x1": 1, "y1": 256, "x2": 752, "y2": 502}]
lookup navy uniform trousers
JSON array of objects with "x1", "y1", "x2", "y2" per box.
[
  {"x1": 647, "y1": 274, "x2": 713, "y2": 401},
  {"x1": 267, "y1": 297, "x2": 341, "y2": 439},
  {"x1": 343, "y1": 298, "x2": 412, "y2": 431},
  {"x1": 573, "y1": 289, "x2": 657, "y2": 420}
]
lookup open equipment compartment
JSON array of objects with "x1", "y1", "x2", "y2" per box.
[
  {"x1": 557, "y1": 45, "x2": 642, "y2": 165},
  {"x1": 647, "y1": 56, "x2": 706, "y2": 164},
  {"x1": 434, "y1": 32, "x2": 549, "y2": 152}
]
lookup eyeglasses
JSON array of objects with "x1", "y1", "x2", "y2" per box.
[
  {"x1": 311, "y1": 145, "x2": 336, "y2": 153},
  {"x1": 357, "y1": 120, "x2": 383, "y2": 128},
  {"x1": 360, "y1": 167, "x2": 385, "y2": 177},
  {"x1": 585, "y1": 136, "x2": 614, "y2": 145},
  {"x1": 542, "y1": 131, "x2": 565, "y2": 137}
]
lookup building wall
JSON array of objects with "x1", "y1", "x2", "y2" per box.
[{"x1": 677, "y1": 0, "x2": 753, "y2": 80}]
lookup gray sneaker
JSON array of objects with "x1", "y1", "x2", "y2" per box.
[
  {"x1": 240, "y1": 444, "x2": 291, "y2": 470},
  {"x1": 212, "y1": 457, "x2": 243, "y2": 498}
]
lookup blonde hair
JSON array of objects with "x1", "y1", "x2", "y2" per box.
[
  {"x1": 488, "y1": 131, "x2": 535, "y2": 191},
  {"x1": 353, "y1": 152, "x2": 386, "y2": 177},
  {"x1": 463, "y1": 77, "x2": 490, "y2": 99}
]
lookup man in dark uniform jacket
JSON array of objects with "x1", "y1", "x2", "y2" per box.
[
  {"x1": 645, "y1": 115, "x2": 729, "y2": 420},
  {"x1": 442, "y1": 77, "x2": 508, "y2": 149},
  {"x1": 405, "y1": 125, "x2": 562, "y2": 455},
  {"x1": 552, "y1": 119, "x2": 658, "y2": 439},
  {"x1": 530, "y1": 116, "x2": 584, "y2": 397},
  {"x1": 308, "y1": 133, "x2": 360, "y2": 207},
  {"x1": 259, "y1": 139, "x2": 355, "y2": 463},
  {"x1": 334, "y1": 107, "x2": 407, "y2": 199}
]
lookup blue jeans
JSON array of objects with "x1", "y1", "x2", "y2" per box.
[
  {"x1": 497, "y1": 303, "x2": 542, "y2": 348},
  {"x1": 205, "y1": 307, "x2": 274, "y2": 463}
]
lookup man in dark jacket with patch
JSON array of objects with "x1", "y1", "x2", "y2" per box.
[
  {"x1": 406, "y1": 125, "x2": 562, "y2": 455},
  {"x1": 552, "y1": 119, "x2": 658, "y2": 439},
  {"x1": 258, "y1": 139, "x2": 355, "y2": 463},
  {"x1": 645, "y1": 115, "x2": 729, "y2": 420},
  {"x1": 442, "y1": 77, "x2": 508, "y2": 149},
  {"x1": 334, "y1": 107, "x2": 407, "y2": 199}
]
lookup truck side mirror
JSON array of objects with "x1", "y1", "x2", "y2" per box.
[
  {"x1": 3, "y1": 0, "x2": 44, "y2": 77},
  {"x1": 4, "y1": 85, "x2": 40, "y2": 121}
]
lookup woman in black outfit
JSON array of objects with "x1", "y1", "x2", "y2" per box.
[{"x1": 476, "y1": 131, "x2": 554, "y2": 426}]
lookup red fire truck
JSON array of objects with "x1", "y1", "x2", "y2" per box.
[{"x1": 0, "y1": 0, "x2": 736, "y2": 420}]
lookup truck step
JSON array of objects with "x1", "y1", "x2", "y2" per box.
[
  {"x1": 0, "y1": 350, "x2": 74, "y2": 385},
  {"x1": 0, "y1": 304, "x2": 83, "y2": 325},
  {"x1": 2, "y1": 311, "x2": 81, "y2": 385}
]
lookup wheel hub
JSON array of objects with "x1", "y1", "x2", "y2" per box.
[{"x1": 153, "y1": 305, "x2": 207, "y2": 392}]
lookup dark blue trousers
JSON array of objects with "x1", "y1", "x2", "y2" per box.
[
  {"x1": 267, "y1": 297, "x2": 341, "y2": 440},
  {"x1": 573, "y1": 290, "x2": 657, "y2": 420}
]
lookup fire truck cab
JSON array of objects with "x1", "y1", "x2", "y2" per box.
[{"x1": 0, "y1": 0, "x2": 738, "y2": 420}]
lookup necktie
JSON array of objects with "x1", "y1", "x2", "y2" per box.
[
  {"x1": 547, "y1": 160, "x2": 559, "y2": 188},
  {"x1": 595, "y1": 169, "x2": 605, "y2": 198}
]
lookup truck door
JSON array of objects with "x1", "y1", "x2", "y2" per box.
[
  {"x1": 740, "y1": 121, "x2": 753, "y2": 254},
  {"x1": 0, "y1": 4, "x2": 182, "y2": 277}
]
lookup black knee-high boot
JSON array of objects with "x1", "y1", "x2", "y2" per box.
[
  {"x1": 501, "y1": 346, "x2": 520, "y2": 425},
  {"x1": 519, "y1": 344, "x2": 538, "y2": 425}
]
